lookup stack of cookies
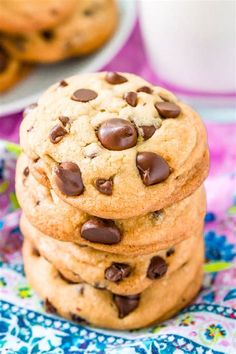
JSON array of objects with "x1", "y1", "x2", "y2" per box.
[
  {"x1": 16, "y1": 72, "x2": 209, "y2": 330},
  {"x1": 0, "y1": 0, "x2": 117, "y2": 92}
]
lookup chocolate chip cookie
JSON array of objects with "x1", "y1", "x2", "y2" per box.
[
  {"x1": 21, "y1": 213, "x2": 202, "y2": 296},
  {"x1": 23, "y1": 238, "x2": 204, "y2": 329},
  {"x1": 0, "y1": 45, "x2": 31, "y2": 93},
  {"x1": 16, "y1": 153, "x2": 206, "y2": 255},
  {"x1": 0, "y1": 0, "x2": 77, "y2": 33},
  {"x1": 2, "y1": 0, "x2": 118, "y2": 62},
  {"x1": 20, "y1": 72, "x2": 209, "y2": 218}
]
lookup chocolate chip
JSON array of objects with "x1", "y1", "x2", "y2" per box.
[
  {"x1": 137, "y1": 86, "x2": 153, "y2": 94},
  {"x1": 147, "y1": 256, "x2": 167, "y2": 279},
  {"x1": 58, "y1": 116, "x2": 69, "y2": 126},
  {"x1": 27, "y1": 126, "x2": 34, "y2": 132},
  {"x1": 71, "y1": 89, "x2": 97, "y2": 102},
  {"x1": 71, "y1": 313, "x2": 88, "y2": 324},
  {"x1": 98, "y1": 118, "x2": 137, "y2": 151},
  {"x1": 136, "y1": 152, "x2": 170, "y2": 186},
  {"x1": 105, "y1": 263, "x2": 131, "y2": 282},
  {"x1": 49, "y1": 124, "x2": 67, "y2": 144},
  {"x1": 41, "y1": 30, "x2": 54, "y2": 41},
  {"x1": 54, "y1": 162, "x2": 84, "y2": 196},
  {"x1": 95, "y1": 178, "x2": 113, "y2": 195},
  {"x1": 78, "y1": 286, "x2": 84, "y2": 295},
  {"x1": 83, "y1": 2, "x2": 101, "y2": 16},
  {"x1": 45, "y1": 298, "x2": 57, "y2": 314},
  {"x1": 23, "y1": 103, "x2": 38, "y2": 118},
  {"x1": 124, "y1": 92, "x2": 138, "y2": 107},
  {"x1": 166, "y1": 247, "x2": 175, "y2": 257},
  {"x1": 113, "y1": 294, "x2": 140, "y2": 318},
  {"x1": 155, "y1": 102, "x2": 181, "y2": 118},
  {"x1": 81, "y1": 219, "x2": 121, "y2": 244},
  {"x1": 0, "y1": 47, "x2": 8, "y2": 73},
  {"x1": 140, "y1": 125, "x2": 156, "y2": 140},
  {"x1": 105, "y1": 72, "x2": 128, "y2": 85},
  {"x1": 23, "y1": 166, "x2": 29, "y2": 177},
  {"x1": 32, "y1": 248, "x2": 40, "y2": 257},
  {"x1": 59, "y1": 80, "x2": 68, "y2": 87},
  {"x1": 83, "y1": 8, "x2": 95, "y2": 16},
  {"x1": 152, "y1": 210, "x2": 163, "y2": 219}
]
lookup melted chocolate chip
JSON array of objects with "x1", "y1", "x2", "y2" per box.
[
  {"x1": 137, "y1": 86, "x2": 153, "y2": 94},
  {"x1": 81, "y1": 219, "x2": 121, "y2": 244},
  {"x1": 45, "y1": 298, "x2": 57, "y2": 314},
  {"x1": 166, "y1": 247, "x2": 175, "y2": 257},
  {"x1": 113, "y1": 294, "x2": 140, "y2": 318},
  {"x1": 147, "y1": 256, "x2": 167, "y2": 279},
  {"x1": 71, "y1": 89, "x2": 97, "y2": 102},
  {"x1": 59, "y1": 116, "x2": 69, "y2": 126},
  {"x1": 54, "y1": 162, "x2": 84, "y2": 196},
  {"x1": 41, "y1": 30, "x2": 54, "y2": 41},
  {"x1": 105, "y1": 72, "x2": 128, "y2": 85},
  {"x1": 23, "y1": 166, "x2": 29, "y2": 177},
  {"x1": 59, "y1": 80, "x2": 68, "y2": 87},
  {"x1": 95, "y1": 178, "x2": 113, "y2": 195},
  {"x1": 124, "y1": 92, "x2": 138, "y2": 107},
  {"x1": 105, "y1": 263, "x2": 131, "y2": 282},
  {"x1": 140, "y1": 125, "x2": 156, "y2": 140},
  {"x1": 98, "y1": 118, "x2": 137, "y2": 151},
  {"x1": 155, "y1": 102, "x2": 181, "y2": 118},
  {"x1": 49, "y1": 124, "x2": 67, "y2": 144},
  {"x1": 136, "y1": 152, "x2": 170, "y2": 186},
  {"x1": 23, "y1": 103, "x2": 38, "y2": 118}
]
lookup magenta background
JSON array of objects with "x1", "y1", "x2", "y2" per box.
[{"x1": 1, "y1": 23, "x2": 236, "y2": 176}]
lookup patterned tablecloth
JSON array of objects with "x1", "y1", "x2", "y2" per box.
[{"x1": 1, "y1": 22, "x2": 236, "y2": 354}]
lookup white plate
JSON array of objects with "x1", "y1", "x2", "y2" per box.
[{"x1": 0, "y1": 0, "x2": 136, "y2": 117}]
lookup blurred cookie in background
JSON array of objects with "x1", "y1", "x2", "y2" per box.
[
  {"x1": 1, "y1": 0, "x2": 118, "y2": 63},
  {"x1": 0, "y1": 0, "x2": 77, "y2": 34},
  {"x1": 0, "y1": 46, "x2": 32, "y2": 93}
]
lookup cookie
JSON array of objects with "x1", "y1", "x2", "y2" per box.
[
  {"x1": 23, "y1": 238, "x2": 204, "y2": 330},
  {"x1": 21, "y1": 213, "x2": 202, "y2": 296},
  {"x1": 20, "y1": 72, "x2": 209, "y2": 219},
  {"x1": 0, "y1": 0, "x2": 77, "y2": 34},
  {"x1": 16, "y1": 153, "x2": 206, "y2": 255},
  {"x1": 0, "y1": 45, "x2": 31, "y2": 93},
  {"x1": 1, "y1": 0, "x2": 118, "y2": 62}
]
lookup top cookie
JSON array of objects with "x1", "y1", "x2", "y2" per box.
[
  {"x1": 20, "y1": 72, "x2": 209, "y2": 219},
  {"x1": 0, "y1": 0, "x2": 77, "y2": 33}
]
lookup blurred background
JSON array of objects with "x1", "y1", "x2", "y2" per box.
[{"x1": 0, "y1": 0, "x2": 235, "y2": 175}]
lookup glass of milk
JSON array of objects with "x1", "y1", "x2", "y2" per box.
[{"x1": 139, "y1": 0, "x2": 236, "y2": 94}]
